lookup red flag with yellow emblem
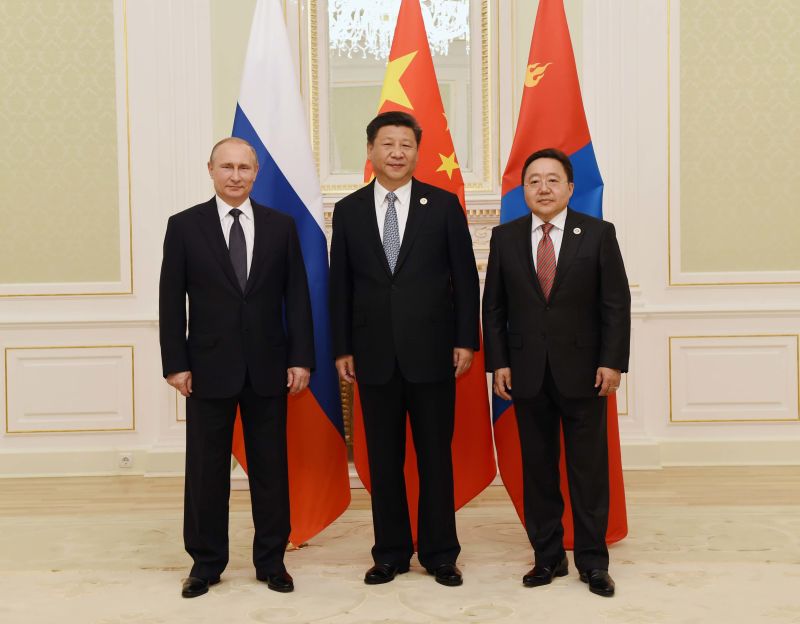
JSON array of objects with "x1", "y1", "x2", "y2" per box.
[
  {"x1": 353, "y1": 0, "x2": 496, "y2": 543},
  {"x1": 497, "y1": 0, "x2": 627, "y2": 547}
]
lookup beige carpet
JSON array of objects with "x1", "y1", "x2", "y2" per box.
[{"x1": 1, "y1": 471, "x2": 799, "y2": 623}]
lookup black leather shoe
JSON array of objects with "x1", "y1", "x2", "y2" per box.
[
  {"x1": 579, "y1": 569, "x2": 615, "y2": 597},
  {"x1": 364, "y1": 563, "x2": 409, "y2": 585},
  {"x1": 181, "y1": 576, "x2": 220, "y2": 598},
  {"x1": 258, "y1": 570, "x2": 294, "y2": 593},
  {"x1": 429, "y1": 563, "x2": 463, "y2": 587},
  {"x1": 522, "y1": 555, "x2": 568, "y2": 587}
]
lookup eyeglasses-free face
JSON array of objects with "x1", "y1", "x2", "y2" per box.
[
  {"x1": 522, "y1": 157, "x2": 574, "y2": 222},
  {"x1": 367, "y1": 125, "x2": 419, "y2": 191}
]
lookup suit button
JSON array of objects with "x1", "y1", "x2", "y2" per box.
[{"x1": 545, "y1": 305, "x2": 550, "y2": 311}]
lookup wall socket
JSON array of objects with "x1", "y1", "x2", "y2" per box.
[{"x1": 118, "y1": 452, "x2": 134, "y2": 469}]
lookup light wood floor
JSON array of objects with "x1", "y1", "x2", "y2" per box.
[
  {"x1": 1, "y1": 466, "x2": 798, "y2": 623},
  {"x1": 1, "y1": 465, "x2": 798, "y2": 516}
]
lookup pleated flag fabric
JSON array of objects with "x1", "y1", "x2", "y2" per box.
[{"x1": 230, "y1": 0, "x2": 350, "y2": 546}]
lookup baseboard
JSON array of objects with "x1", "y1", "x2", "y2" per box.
[
  {"x1": 0, "y1": 448, "x2": 185, "y2": 478},
  {"x1": 657, "y1": 439, "x2": 800, "y2": 467},
  {"x1": 1, "y1": 439, "x2": 798, "y2": 478}
]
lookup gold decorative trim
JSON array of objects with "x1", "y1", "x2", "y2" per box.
[
  {"x1": 175, "y1": 390, "x2": 186, "y2": 423},
  {"x1": 123, "y1": 0, "x2": 133, "y2": 295},
  {"x1": 668, "y1": 334, "x2": 800, "y2": 424},
  {"x1": 467, "y1": 0, "x2": 492, "y2": 193},
  {"x1": 296, "y1": 0, "x2": 304, "y2": 98},
  {"x1": 617, "y1": 374, "x2": 629, "y2": 416},
  {"x1": 5, "y1": 345, "x2": 136, "y2": 434},
  {"x1": 0, "y1": 0, "x2": 134, "y2": 298},
  {"x1": 323, "y1": 206, "x2": 500, "y2": 218},
  {"x1": 667, "y1": 0, "x2": 800, "y2": 287},
  {"x1": 308, "y1": 0, "x2": 320, "y2": 171},
  {"x1": 491, "y1": 1, "x2": 500, "y2": 189},
  {"x1": 667, "y1": 0, "x2": 672, "y2": 285}
]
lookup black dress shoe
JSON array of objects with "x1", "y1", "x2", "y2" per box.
[
  {"x1": 522, "y1": 555, "x2": 568, "y2": 587},
  {"x1": 429, "y1": 563, "x2": 463, "y2": 587},
  {"x1": 364, "y1": 563, "x2": 409, "y2": 585},
  {"x1": 579, "y1": 569, "x2": 615, "y2": 597},
  {"x1": 181, "y1": 576, "x2": 220, "y2": 598},
  {"x1": 257, "y1": 570, "x2": 294, "y2": 593}
]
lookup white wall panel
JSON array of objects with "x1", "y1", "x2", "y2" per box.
[
  {"x1": 669, "y1": 335, "x2": 799, "y2": 423},
  {"x1": 5, "y1": 346, "x2": 135, "y2": 434}
]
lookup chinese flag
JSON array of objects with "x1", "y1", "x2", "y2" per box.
[{"x1": 354, "y1": 0, "x2": 497, "y2": 543}]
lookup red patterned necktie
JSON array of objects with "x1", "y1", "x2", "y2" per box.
[{"x1": 537, "y1": 222, "x2": 556, "y2": 300}]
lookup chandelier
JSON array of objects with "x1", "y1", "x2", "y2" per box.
[{"x1": 328, "y1": 0, "x2": 470, "y2": 60}]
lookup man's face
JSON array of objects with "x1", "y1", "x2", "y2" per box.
[
  {"x1": 208, "y1": 142, "x2": 258, "y2": 207},
  {"x1": 522, "y1": 157, "x2": 574, "y2": 222},
  {"x1": 367, "y1": 125, "x2": 419, "y2": 191}
]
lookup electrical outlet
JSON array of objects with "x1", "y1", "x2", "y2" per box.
[{"x1": 118, "y1": 452, "x2": 133, "y2": 469}]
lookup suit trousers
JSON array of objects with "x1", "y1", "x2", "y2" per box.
[
  {"x1": 184, "y1": 380, "x2": 289, "y2": 580},
  {"x1": 358, "y1": 364, "x2": 460, "y2": 570},
  {"x1": 513, "y1": 361, "x2": 610, "y2": 572}
]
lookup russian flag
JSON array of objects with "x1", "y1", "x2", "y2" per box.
[
  {"x1": 497, "y1": 0, "x2": 627, "y2": 547},
  {"x1": 230, "y1": 0, "x2": 350, "y2": 545}
]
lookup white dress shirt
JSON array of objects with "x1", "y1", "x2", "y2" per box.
[
  {"x1": 531, "y1": 207, "x2": 568, "y2": 270},
  {"x1": 216, "y1": 196, "x2": 255, "y2": 277},
  {"x1": 374, "y1": 179, "x2": 413, "y2": 243}
]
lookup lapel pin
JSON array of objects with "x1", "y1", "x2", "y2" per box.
[
  {"x1": 573, "y1": 227, "x2": 582, "y2": 235},
  {"x1": 420, "y1": 197, "x2": 428, "y2": 205}
]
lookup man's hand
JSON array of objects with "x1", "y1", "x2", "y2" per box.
[
  {"x1": 167, "y1": 371, "x2": 192, "y2": 397},
  {"x1": 453, "y1": 348, "x2": 474, "y2": 378},
  {"x1": 493, "y1": 367, "x2": 512, "y2": 400},
  {"x1": 595, "y1": 367, "x2": 621, "y2": 397},
  {"x1": 287, "y1": 367, "x2": 311, "y2": 395},
  {"x1": 335, "y1": 355, "x2": 356, "y2": 384}
]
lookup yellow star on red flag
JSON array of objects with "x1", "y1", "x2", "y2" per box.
[
  {"x1": 436, "y1": 152, "x2": 460, "y2": 179},
  {"x1": 378, "y1": 51, "x2": 417, "y2": 110}
]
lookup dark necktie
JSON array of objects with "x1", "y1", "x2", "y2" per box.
[
  {"x1": 382, "y1": 191, "x2": 400, "y2": 273},
  {"x1": 537, "y1": 222, "x2": 556, "y2": 300},
  {"x1": 228, "y1": 208, "x2": 247, "y2": 291}
]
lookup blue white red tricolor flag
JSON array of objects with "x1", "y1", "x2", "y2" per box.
[
  {"x1": 230, "y1": 0, "x2": 350, "y2": 545},
  {"x1": 497, "y1": 0, "x2": 627, "y2": 546}
]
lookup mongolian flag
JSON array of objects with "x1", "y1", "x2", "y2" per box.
[
  {"x1": 497, "y1": 0, "x2": 628, "y2": 546},
  {"x1": 355, "y1": 0, "x2": 497, "y2": 540},
  {"x1": 230, "y1": 0, "x2": 350, "y2": 545}
]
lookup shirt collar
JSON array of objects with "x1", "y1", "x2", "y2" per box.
[
  {"x1": 374, "y1": 178, "x2": 413, "y2": 208},
  {"x1": 531, "y1": 206, "x2": 568, "y2": 232},
  {"x1": 216, "y1": 195, "x2": 253, "y2": 222}
]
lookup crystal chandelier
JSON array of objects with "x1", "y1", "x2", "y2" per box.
[{"x1": 328, "y1": 0, "x2": 470, "y2": 60}]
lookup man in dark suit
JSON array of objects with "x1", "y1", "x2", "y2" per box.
[
  {"x1": 483, "y1": 148, "x2": 630, "y2": 597},
  {"x1": 329, "y1": 111, "x2": 480, "y2": 587},
  {"x1": 159, "y1": 137, "x2": 314, "y2": 598}
]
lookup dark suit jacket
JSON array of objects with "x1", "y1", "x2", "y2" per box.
[
  {"x1": 482, "y1": 208, "x2": 630, "y2": 399},
  {"x1": 329, "y1": 179, "x2": 480, "y2": 385},
  {"x1": 159, "y1": 197, "x2": 314, "y2": 399}
]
